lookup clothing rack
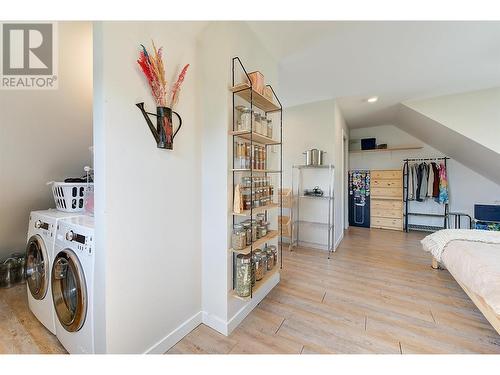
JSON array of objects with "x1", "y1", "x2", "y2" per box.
[{"x1": 403, "y1": 157, "x2": 449, "y2": 232}]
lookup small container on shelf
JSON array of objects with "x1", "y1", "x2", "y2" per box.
[
  {"x1": 242, "y1": 222, "x2": 252, "y2": 246},
  {"x1": 257, "y1": 225, "x2": 267, "y2": 239},
  {"x1": 266, "y1": 119, "x2": 273, "y2": 139},
  {"x1": 248, "y1": 71, "x2": 264, "y2": 95},
  {"x1": 253, "y1": 112, "x2": 262, "y2": 134},
  {"x1": 265, "y1": 246, "x2": 274, "y2": 270},
  {"x1": 235, "y1": 106, "x2": 252, "y2": 131},
  {"x1": 252, "y1": 250, "x2": 265, "y2": 281},
  {"x1": 235, "y1": 253, "x2": 252, "y2": 298},
  {"x1": 232, "y1": 224, "x2": 246, "y2": 251},
  {"x1": 269, "y1": 245, "x2": 278, "y2": 267}
]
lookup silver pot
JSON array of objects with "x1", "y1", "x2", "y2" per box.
[{"x1": 303, "y1": 149, "x2": 326, "y2": 166}]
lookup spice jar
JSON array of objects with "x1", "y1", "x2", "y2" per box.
[
  {"x1": 260, "y1": 114, "x2": 267, "y2": 135},
  {"x1": 267, "y1": 119, "x2": 273, "y2": 138},
  {"x1": 256, "y1": 213, "x2": 265, "y2": 225},
  {"x1": 242, "y1": 222, "x2": 252, "y2": 246},
  {"x1": 265, "y1": 247, "x2": 274, "y2": 270},
  {"x1": 235, "y1": 253, "x2": 252, "y2": 298},
  {"x1": 253, "y1": 112, "x2": 262, "y2": 134},
  {"x1": 257, "y1": 225, "x2": 267, "y2": 239},
  {"x1": 252, "y1": 250, "x2": 265, "y2": 281},
  {"x1": 242, "y1": 190, "x2": 251, "y2": 210},
  {"x1": 250, "y1": 220, "x2": 258, "y2": 242},
  {"x1": 269, "y1": 245, "x2": 278, "y2": 268},
  {"x1": 232, "y1": 224, "x2": 246, "y2": 251},
  {"x1": 236, "y1": 106, "x2": 252, "y2": 131}
]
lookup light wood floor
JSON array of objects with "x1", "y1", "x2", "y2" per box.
[
  {"x1": 168, "y1": 227, "x2": 500, "y2": 354},
  {"x1": 1, "y1": 227, "x2": 499, "y2": 354}
]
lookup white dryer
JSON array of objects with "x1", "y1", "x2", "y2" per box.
[
  {"x1": 52, "y1": 215, "x2": 95, "y2": 354},
  {"x1": 26, "y1": 210, "x2": 83, "y2": 335}
]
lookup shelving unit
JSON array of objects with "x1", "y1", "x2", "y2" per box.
[
  {"x1": 292, "y1": 164, "x2": 335, "y2": 258},
  {"x1": 349, "y1": 146, "x2": 423, "y2": 154},
  {"x1": 230, "y1": 57, "x2": 283, "y2": 300}
]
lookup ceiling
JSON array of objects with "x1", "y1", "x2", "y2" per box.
[{"x1": 247, "y1": 21, "x2": 500, "y2": 128}]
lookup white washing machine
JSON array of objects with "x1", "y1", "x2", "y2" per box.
[
  {"x1": 26, "y1": 210, "x2": 84, "y2": 335},
  {"x1": 52, "y1": 215, "x2": 95, "y2": 354}
]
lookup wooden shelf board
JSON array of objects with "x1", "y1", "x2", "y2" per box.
[
  {"x1": 229, "y1": 230, "x2": 279, "y2": 255},
  {"x1": 231, "y1": 266, "x2": 280, "y2": 301},
  {"x1": 349, "y1": 146, "x2": 423, "y2": 154},
  {"x1": 233, "y1": 203, "x2": 280, "y2": 217},
  {"x1": 230, "y1": 83, "x2": 281, "y2": 113},
  {"x1": 229, "y1": 130, "x2": 281, "y2": 145},
  {"x1": 231, "y1": 169, "x2": 281, "y2": 173}
]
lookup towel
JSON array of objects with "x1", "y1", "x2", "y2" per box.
[{"x1": 421, "y1": 229, "x2": 500, "y2": 262}]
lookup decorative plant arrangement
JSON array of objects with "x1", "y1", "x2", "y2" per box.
[{"x1": 136, "y1": 41, "x2": 189, "y2": 150}]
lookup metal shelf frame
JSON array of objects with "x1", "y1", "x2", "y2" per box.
[
  {"x1": 231, "y1": 57, "x2": 283, "y2": 299},
  {"x1": 292, "y1": 164, "x2": 335, "y2": 258}
]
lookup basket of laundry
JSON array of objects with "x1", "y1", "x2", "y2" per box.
[{"x1": 49, "y1": 181, "x2": 93, "y2": 213}]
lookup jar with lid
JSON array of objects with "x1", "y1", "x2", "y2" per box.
[
  {"x1": 235, "y1": 141, "x2": 246, "y2": 169},
  {"x1": 253, "y1": 112, "x2": 262, "y2": 134},
  {"x1": 232, "y1": 224, "x2": 246, "y2": 251},
  {"x1": 262, "y1": 221, "x2": 270, "y2": 233},
  {"x1": 260, "y1": 114, "x2": 267, "y2": 135},
  {"x1": 265, "y1": 247, "x2": 274, "y2": 270},
  {"x1": 242, "y1": 190, "x2": 251, "y2": 210},
  {"x1": 269, "y1": 245, "x2": 278, "y2": 268},
  {"x1": 256, "y1": 213, "x2": 265, "y2": 225},
  {"x1": 236, "y1": 106, "x2": 252, "y2": 131},
  {"x1": 242, "y1": 222, "x2": 252, "y2": 246},
  {"x1": 241, "y1": 176, "x2": 252, "y2": 188},
  {"x1": 235, "y1": 253, "x2": 252, "y2": 298},
  {"x1": 250, "y1": 220, "x2": 258, "y2": 242},
  {"x1": 257, "y1": 225, "x2": 267, "y2": 239},
  {"x1": 267, "y1": 119, "x2": 273, "y2": 138},
  {"x1": 252, "y1": 250, "x2": 265, "y2": 281},
  {"x1": 245, "y1": 143, "x2": 251, "y2": 169}
]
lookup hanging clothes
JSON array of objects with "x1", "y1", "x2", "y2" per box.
[
  {"x1": 438, "y1": 162, "x2": 449, "y2": 204},
  {"x1": 431, "y1": 162, "x2": 440, "y2": 198},
  {"x1": 417, "y1": 163, "x2": 428, "y2": 201},
  {"x1": 412, "y1": 164, "x2": 418, "y2": 200},
  {"x1": 408, "y1": 164, "x2": 414, "y2": 200},
  {"x1": 427, "y1": 162, "x2": 434, "y2": 197}
]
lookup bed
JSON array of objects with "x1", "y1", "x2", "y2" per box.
[{"x1": 422, "y1": 230, "x2": 500, "y2": 335}]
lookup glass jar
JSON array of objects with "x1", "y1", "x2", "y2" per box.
[
  {"x1": 257, "y1": 225, "x2": 267, "y2": 239},
  {"x1": 245, "y1": 143, "x2": 252, "y2": 169},
  {"x1": 232, "y1": 224, "x2": 246, "y2": 251},
  {"x1": 253, "y1": 113, "x2": 261, "y2": 134},
  {"x1": 260, "y1": 115, "x2": 267, "y2": 135},
  {"x1": 265, "y1": 247, "x2": 274, "y2": 270},
  {"x1": 252, "y1": 250, "x2": 265, "y2": 281},
  {"x1": 236, "y1": 106, "x2": 252, "y2": 131},
  {"x1": 256, "y1": 213, "x2": 265, "y2": 225},
  {"x1": 242, "y1": 222, "x2": 252, "y2": 246},
  {"x1": 250, "y1": 220, "x2": 258, "y2": 242},
  {"x1": 235, "y1": 253, "x2": 252, "y2": 298},
  {"x1": 267, "y1": 119, "x2": 273, "y2": 138},
  {"x1": 241, "y1": 176, "x2": 252, "y2": 188},
  {"x1": 242, "y1": 190, "x2": 251, "y2": 210},
  {"x1": 269, "y1": 245, "x2": 278, "y2": 268}
]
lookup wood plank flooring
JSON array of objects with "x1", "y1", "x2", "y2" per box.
[
  {"x1": 1, "y1": 227, "x2": 499, "y2": 354},
  {"x1": 169, "y1": 227, "x2": 500, "y2": 354}
]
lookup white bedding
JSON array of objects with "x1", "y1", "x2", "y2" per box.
[
  {"x1": 421, "y1": 229, "x2": 500, "y2": 262},
  {"x1": 441, "y1": 240, "x2": 500, "y2": 315}
]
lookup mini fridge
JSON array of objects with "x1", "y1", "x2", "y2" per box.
[{"x1": 349, "y1": 170, "x2": 370, "y2": 228}]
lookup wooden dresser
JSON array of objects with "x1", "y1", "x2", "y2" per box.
[{"x1": 370, "y1": 169, "x2": 403, "y2": 231}]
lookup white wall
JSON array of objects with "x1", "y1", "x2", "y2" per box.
[
  {"x1": 93, "y1": 21, "x2": 203, "y2": 353},
  {"x1": 0, "y1": 22, "x2": 93, "y2": 258},
  {"x1": 404, "y1": 87, "x2": 500, "y2": 154},
  {"x1": 198, "y1": 21, "x2": 280, "y2": 332},
  {"x1": 282, "y1": 99, "x2": 348, "y2": 251},
  {"x1": 349, "y1": 125, "x2": 500, "y2": 227}
]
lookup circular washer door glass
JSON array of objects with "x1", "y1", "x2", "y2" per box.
[
  {"x1": 51, "y1": 249, "x2": 87, "y2": 332},
  {"x1": 25, "y1": 235, "x2": 48, "y2": 300}
]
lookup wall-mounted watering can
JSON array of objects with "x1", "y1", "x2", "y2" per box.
[{"x1": 136, "y1": 102, "x2": 182, "y2": 150}]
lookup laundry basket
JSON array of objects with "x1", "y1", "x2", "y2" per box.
[{"x1": 50, "y1": 182, "x2": 93, "y2": 213}]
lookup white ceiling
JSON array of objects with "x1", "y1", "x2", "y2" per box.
[{"x1": 247, "y1": 21, "x2": 500, "y2": 128}]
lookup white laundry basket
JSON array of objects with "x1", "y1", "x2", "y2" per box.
[{"x1": 49, "y1": 182, "x2": 93, "y2": 213}]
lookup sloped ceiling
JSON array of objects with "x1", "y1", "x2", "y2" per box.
[
  {"x1": 247, "y1": 21, "x2": 500, "y2": 128},
  {"x1": 397, "y1": 104, "x2": 500, "y2": 185}
]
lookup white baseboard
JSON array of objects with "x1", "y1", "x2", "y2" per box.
[
  {"x1": 227, "y1": 272, "x2": 280, "y2": 335},
  {"x1": 202, "y1": 311, "x2": 228, "y2": 336},
  {"x1": 144, "y1": 311, "x2": 203, "y2": 354},
  {"x1": 334, "y1": 231, "x2": 344, "y2": 250}
]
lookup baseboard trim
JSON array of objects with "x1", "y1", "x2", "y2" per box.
[
  {"x1": 227, "y1": 272, "x2": 280, "y2": 335},
  {"x1": 334, "y1": 232, "x2": 344, "y2": 250},
  {"x1": 144, "y1": 311, "x2": 203, "y2": 354},
  {"x1": 202, "y1": 311, "x2": 228, "y2": 336}
]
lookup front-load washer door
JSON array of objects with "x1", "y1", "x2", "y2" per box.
[
  {"x1": 51, "y1": 249, "x2": 87, "y2": 332},
  {"x1": 26, "y1": 235, "x2": 49, "y2": 300}
]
